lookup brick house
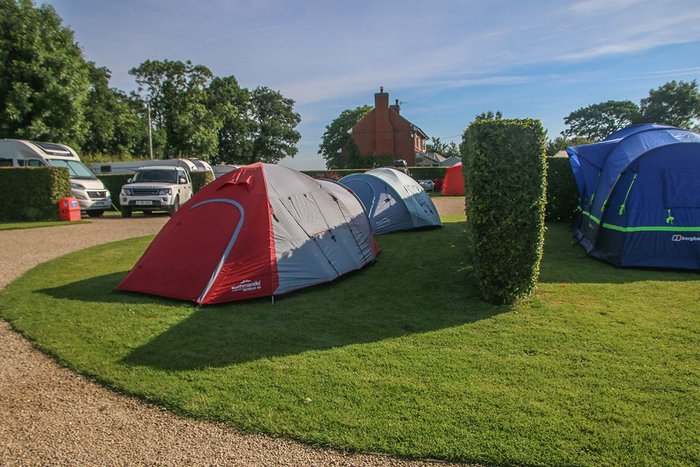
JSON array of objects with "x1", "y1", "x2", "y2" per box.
[{"x1": 345, "y1": 87, "x2": 428, "y2": 166}]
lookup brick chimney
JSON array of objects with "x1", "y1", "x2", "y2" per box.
[
  {"x1": 390, "y1": 99, "x2": 400, "y2": 115},
  {"x1": 374, "y1": 86, "x2": 393, "y2": 155}
]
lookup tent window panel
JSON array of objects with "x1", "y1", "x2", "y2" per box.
[{"x1": 662, "y1": 169, "x2": 700, "y2": 208}]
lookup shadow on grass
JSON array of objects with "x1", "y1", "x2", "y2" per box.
[
  {"x1": 538, "y1": 223, "x2": 699, "y2": 284},
  {"x1": 126, "y1": 224, "x2": 507, "y2": 369},
  {"x1": 38, "y1": 271, "x2": 185, "y2": 306},
  {"x1": 38, "y1": 269, "x2": 504, "y2": 370},
  {"x1": 38, "y1": 221, "x2": 695, "y2": 371},
  {"x1": 121, "y1": 296, "x2": 504, "y2": 370}
]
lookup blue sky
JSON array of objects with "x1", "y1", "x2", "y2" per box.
[{"x1": 47, "y1": 0, "x2": 700, "y2": 169}]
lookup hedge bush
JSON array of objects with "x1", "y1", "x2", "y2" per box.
[
  {"x1": 97, "y1": 174, "x2": 131, "y2": 210},
  {"x1": 409, "y1": 166, "x2": 448, "y2": 180},
  {"x1": 302, "y1": 169, "x2": 367, "y2": 179},
  {"x1": 192, "y1": 170, "x2": 215, "y2": 193},
  {"x1": 545, "y1": 156, "x2": 578, "y2": 222},
  {"x1": 305, "y1": 166, "x2": 448, "y2": 181},
  {"x1": 0, "y1": 167, "x2": 71, "y2": 221},
  {"x1": 462, "y1": 119, "x2": 547, "y2": 305}
]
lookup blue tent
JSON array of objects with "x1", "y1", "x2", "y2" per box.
[
  {"x1": 339, "y1": 168, "x2": 442, "y2": 234},
  {"x1": 567, "y1": 124, "x2": 700, "y2": 270}
]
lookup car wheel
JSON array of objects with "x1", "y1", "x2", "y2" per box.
[
  {"x1": 87, "y1": 210, "x2": 104, "y2": 218},
  {"x1": 168, "y1": 196, "x2": 180, "y2": 217},
  {"x1": 121, "y1": 208, "x2": 132, "y2": 218}
]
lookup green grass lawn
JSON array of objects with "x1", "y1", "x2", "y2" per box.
[
  {"x1": 1, "y1": 221, "x2": 699, "y2": 465},
  {"x1": 0, "y1": 219, "x2": 90, "y2": 230}
]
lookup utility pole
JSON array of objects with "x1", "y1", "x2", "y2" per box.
[{"x1": 147, "y1": 102, "x2": 154, "y2": 160}]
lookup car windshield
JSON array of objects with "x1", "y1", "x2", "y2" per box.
[
  {"x1": 133, "y1": 169, "x2": 178, "y2": 183},
  {"x1": 47, "y1": 159, "x2": 97, "y2": 179}
]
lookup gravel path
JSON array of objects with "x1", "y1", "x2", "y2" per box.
[{"x1": 0, "y1": 205, "x2": 467, "y2": 466}]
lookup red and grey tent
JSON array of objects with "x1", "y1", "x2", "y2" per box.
[{"x1": 117, "y1": 163, "x2": 379, "y2": 304}]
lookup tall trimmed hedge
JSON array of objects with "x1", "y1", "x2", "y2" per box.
[
  {"x1": 545, "y1": 156, "x2": 578, "y2": 222},
  {"x1": 462, "y1": 119, "x2": 547, "y2": 304},
  {"x1": 0, "y1": 167, "x2": 71, "y2": 221}
]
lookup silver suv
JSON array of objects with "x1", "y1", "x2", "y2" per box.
[{"x1": 120, "y1": 166, "x2": 192, "y2": 217}]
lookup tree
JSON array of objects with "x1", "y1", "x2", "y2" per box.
[
  {"x1": 426, "y1": 137, "x2": 459, "y2": 158},
  {"x1": 83, "y1": 64, "x2": 117, "y2": 155},
  {"x1": 545, "y1": 135, "x2": 593, "y2": 156},
  {"x1": 318, "y1": 105, "x2": 372, "y2": 168},
  {"x1": 130, "y1": 59, "x2": 219, "y2": 159},
  {"x1": 207, "y1": 76, "x2": 252, "y2": 165},
  {"x1": 563, "y1": 100, "x2": 640, "y2": 140},
  {"x1": 639, "y1": 80, "x2": 700, "y2": 129},
  {"x1": 475, "y1": 110, "x2": 503, "y2": 121},
  {"x1": 111, "y1": 91, "x2": 153, "y2": 158},
  {"x1": 0, "y1": 0, "x2": 90, "y2": 147},
  {"x1": 247, "y1": 86, "x2": 301, "y2": 164}
]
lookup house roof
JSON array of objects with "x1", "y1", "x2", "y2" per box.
[
  {"x1": 398, "y1": 115, "x2": 428, "y2": 139},
  {"x1": 416, "y1": 152, "x2": 446, "y2": 164}
]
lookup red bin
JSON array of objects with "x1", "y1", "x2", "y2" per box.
[{"x1": 59, "y1": 197, "x2": 82, "y2": 221}]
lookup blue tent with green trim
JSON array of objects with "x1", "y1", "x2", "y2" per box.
[{"x1": 567, "y1": 124, "x2": 700, "y2": 270}]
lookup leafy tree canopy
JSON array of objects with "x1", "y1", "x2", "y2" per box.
[
  {"x1": 562, "y1": 80, "x2": 700, "y2": 141},
  {"x1": 207, "y1": 76, "x2": 251, "y2": 165},
  {"x1": 426, "y1": 137, "x2": 459, "y2": 158},
  {"x1": 563, "y1": 100, "x2": 640, "y2": 140},
  {"x1": 0, "y1": 0, "x2": 90, "y2": 147},
  {"x1": 318, "y1": 105, "x2": 372, "y2": 169},
  {"x1": 639, "y1": 79, "x2": 700, "y2": 129},
  {"x1": 130, "y1": 59, "x2": 218, "y2": 159},
  {"x1": 545, "y1": 135, "x2": 593, "y2": 156},
  {"x1": 247, "y1": 86, "x2": 301, "y2": 164},
  {"x1": 474, "y1": 110, "x2": 503, "y2": 121}
]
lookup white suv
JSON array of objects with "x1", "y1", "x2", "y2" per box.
[{"x1": 120, "y1": 166, "x2": 192, "y2": 217}]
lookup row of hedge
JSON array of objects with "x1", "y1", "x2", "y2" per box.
[
  {"x1": 305, "y1": 166, "x2": 449, "y2": 181},
  {"x1": 462, "y1": 119, "x2": 547, "y2": 305},
  {"x1": 0, "y1": 167, "x2": 71, "y2": 221},
  {"x1": 97, "y1": 170, "x2": 215, "y2": 210}
]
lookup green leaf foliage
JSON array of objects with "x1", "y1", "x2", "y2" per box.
[
  {"x1": 130, "y1": 60, "x2": 219, "y2": 159},
  {"x1": 342, "y1": 139, "x2": 394, "y2": 169},
  {"x1": 408, "y1": 166, "x2": 448, "y2": 181},
  {"x1": 640, "y1": 80, "x2": 700, "y2": 129},
  {"x1": 563, "y1": 100, "x2": 640, "y2": 140},
  {"x1": 545, "y1": 156, "x2": 578, "y2": 222},
  {"x1": 0, "y1": 0, "x2": 90, "y2": 147},
  {"x1": 0, "y1": 167, "x2": 71, "y2": 221},
  {"x1": 545, "y1": 135, "x2": 593, "y2": 156},
  {"x1": 83, "y1": 64, "x2": 150, "y2": 158},
  {"x1": 462, "y1": 119, "x2": 547, "y2": 304},
  {"x1": 426, "y1": 137, "x2": 460, "y2": 159},
  {"x1": 318, "y1": 105, "x2": 373, "y2": 169},
  {"x1": 191, "y1": 170, "x2": 215, "y2": 193},
  {"x1": 96, "y1": 174, "x2": 131, "y2": 210},
  {"x1": 207, "y1": 76, "x2": 252, "y2": 165},
  {"x1": 248, "y1": 86, "x2": 301, "y2": 164}
]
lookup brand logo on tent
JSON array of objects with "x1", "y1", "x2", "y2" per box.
[
  {"x1": 231, "y1": 279, "x2": 262, "y2": 293},
  {"x1": 672, "y1": 234, "x2": 700, "y2": 242}
]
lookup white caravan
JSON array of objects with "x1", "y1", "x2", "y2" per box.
[
  {"x1": 0, "y1": 139, "x2": 111, "y2": 217},
  {"x1": 90, "y1": 158, "x2": 214, "y2": 177}
]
